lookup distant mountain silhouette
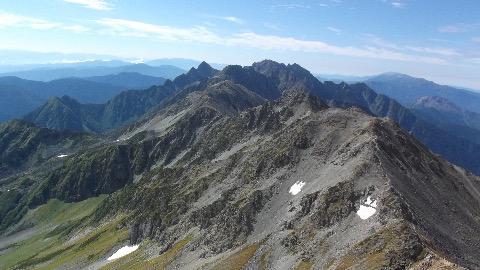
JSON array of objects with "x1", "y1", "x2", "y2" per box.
[
  {"x1": 365, "y1": 72, "x2": 480, "y2": 113},
  {"x1": 0, "y1": 63, "x2": 185, "y2": 81},
  {"x1": 0, "y1": 83, "x2": 43, "y2": 123},
  {"x1": 411, "y1": 96, "x2": 480, "y2": 144},
  {"x1": 81, "y1": 72, "x2": 166, "y2": 89},
  {"x1": 0, "y1": 76, "x2": 123, "y2": 104}
]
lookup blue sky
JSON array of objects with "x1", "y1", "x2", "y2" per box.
[{"x1": 0, "y1": 0, "x2": 479, "y2": 89}]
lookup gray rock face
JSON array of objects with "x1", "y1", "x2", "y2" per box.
[{"x1": 95, "y1": 91, "x2": 480, "y2": 269}]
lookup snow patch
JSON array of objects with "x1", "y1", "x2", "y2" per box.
[
  {"x1": 289, "y1": 181, "x2": 306, "y2": 195},
  {"x1": 107, "y1": 245, "x2": 139, "y2": 261},
  {"x1": 57, "y1": 154, "x2": 68, "y2": 158},
  {"x1": 356, "y1": 196, "x2": 377, "y2": 220}
]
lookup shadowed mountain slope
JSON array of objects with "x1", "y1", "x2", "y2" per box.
[
  {"x1": 24, "y1": 83, "x2": 176, "y2": 133},
  {"x1": 0, "y1": 120, "x2": 92, "y2": 176},
  {"x1": 0, "y1": 83, "x2": 43, "y2": 123}
]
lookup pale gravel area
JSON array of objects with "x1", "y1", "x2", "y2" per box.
[{"x1": 120, "y1": 108, "x2": 189, "y2": 140}]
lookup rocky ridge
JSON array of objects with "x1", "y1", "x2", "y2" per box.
[
  {"x1": 1, "y1": 61, "x2": 480, "y2": 269},
  {"x1": 89, "y1": 90, "x2": 480, "y2": 269}
]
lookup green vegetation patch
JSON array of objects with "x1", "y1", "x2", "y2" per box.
[
  {"x1": 295, "y1": 260, "x2": 314, "y2": 270},
  {"x1": 0, "y1": 196, "x2": 133, "y2": 270},
  {"x1": 212, "y1": 243, "x2": 260, "y2": 270},
  {"x1": 335, "y1": 221, "x2": 424, "y2": 270}
]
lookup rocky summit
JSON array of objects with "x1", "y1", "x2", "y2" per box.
[{"x1": 0, "y1": 61, "x2": 479, "y2": 270}]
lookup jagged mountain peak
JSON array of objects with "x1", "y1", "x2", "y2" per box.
[
  {"x1": 252, "y1": 59, "x2": 311, "y2": 77},
  {"x1": 217, "y1": 64, "x2": 247, "y2": 76},
  {"x1": 252, "y1": 59, "x2": 287, "y2": 71},
  {"x1": 197, "y1": 61, "x2": 217, "y2": 77},
  {"x1": 214, "y1": 60, "x2": 324, "y2": 101},
  {"x1": 53, "y1": 95, "x2": 81, "y2": 106},
  {"x1": 163, "y1": 78, "x2": 176, "y2": 89},
  {"x1": 172, "y1": 62, "x2": 218, "y2": 89},
  {"x1": 273, "y1": 89, "x2": 328, "y2": 114}
]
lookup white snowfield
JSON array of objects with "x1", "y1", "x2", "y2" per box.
[
  {"x1": 107, "y1": 245, "x2": 139, "y2": 261},
  {"x1": 356, "y1": 196, "x2": 377, "y2": 220},
  {"x1": 289, "y1": 181, "x2": 306, "y2": 195}
]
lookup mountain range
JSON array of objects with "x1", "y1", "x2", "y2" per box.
[
  {"x1": 0, "y1": 70, "x2": 173, "y2": 124},
  {"x1": 0, "y1": 60, "x2": 479, "y2": 269},
  {"x1": 365, "y1": 72, "x2": 480, "y2": 113},
  {"x1": 0, "y1": 63, "x2": 184, "y2": 82}
]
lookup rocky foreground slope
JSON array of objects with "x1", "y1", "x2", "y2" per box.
[
  {"x1": 107, "y1": 91, "x2": 480, "y2": 269},
  {"x1": 2, "y1": 89, "x2": 479, "y2": 269}
]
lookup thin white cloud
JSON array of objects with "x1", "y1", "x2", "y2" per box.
[
  {"x1": 468, "y1": 58, "x2": 480, "y2": 63},
  {"x1": 382, "y1": 0, "x2": 406, "y2": 8},
  {"x1": 391, "y1": 2, "x2": 405, "y2": 8},
  {"x1": 269, "y1": 4, "x2": 313, "y2": 13},
  {"x1": 201, "y1": 14, "x2": 245, "y2": 25},
  {"x1": 0, "y1": 13, "x2": 59, "y2": 29},
  {"x1": 93, "y1": 18, "x2": 446, "y2": 65},
  {"x1": 64, "y1": 0, "x2": 113, "y2": 10},
  {"x1": 222, "y1": 16, "x2": 243, "y2": 24},
  {"x1": 364, "y1": 34, "x2": 460, "y2": 57},
  {"x1": 430, "y1": 38, "x2": 462, "y2": 44},
  {"x1": 405, "y1": 46, "x2": 460, "y2": 56},
  {"x1": 0, "y1": 12, "x2": 89, "y2": 33},
  {"x1": 94, "y1": 18, "x2": 223, "y2": 43},
  {"x1": 62, "y1": 25, "x2": 90, "y2": 32},
  {"x1": 229, "y1": 32, "x2": 445, "y2": 64},
  {"x1": 438, "y1": 23, "x2": 480, "y2": 33},
  {"x1": 263, "y1": 22, "x2": 280, "y2": 31},
  {"x1": 202, "y1": 21, "x2": 216, "y2": 27},
  {"x1": 52, "y1": 59, "x2": 96, "y2": 64},
  {"x1": 471, "y1": 37, "x2": 480, "y2": 42},
  {"x1": 364, "y1": 34, "x2": 401, "y2": 50},
  {"x1": 327, "y1": 27, "x2": 342, "y2": 35}
]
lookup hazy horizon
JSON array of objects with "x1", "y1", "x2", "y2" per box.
[{"x1": 0, "y1": 0, "x2": 479, "y2": 89}]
